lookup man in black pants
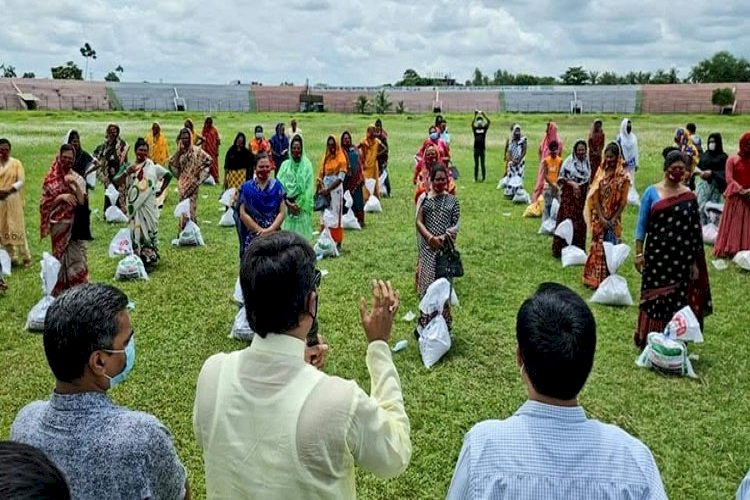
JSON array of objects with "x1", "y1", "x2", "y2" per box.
[{"x1": 472, "y1": 110, "x2": 490, "y2": 182}]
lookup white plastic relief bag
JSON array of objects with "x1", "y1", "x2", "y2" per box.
[
  {"x1": 176, "y1": 220, "x2": 205, "y2": 247},
  {"x1": 105, "y1": 206, "x2": 128, "y2": 224},
  {"x1": 343, "y1": 190, "x2": 354, "y2": 209},
  {"x1": 219, "y1": 188, "x2": 237, "y2": 208},
  {"x1": 202, "y1": 175, "x2": 216, "y2": 185},
  {"x1": 26, "y1": 253, "x2": 61, "y2": 332},
  {"x1": 229, "y1": 307, "x2": 255, "y2": 342},
  {"x1": 314, "y1": 227, "x2": 339, "y2": 259},
  {"x1": 418, "y1": 278, "x2": 459, "y2": 316},
  {"x1": 635, "y1": 332, "x2": 697, "y2": 379},
  {"x1": 364, "y1": 178, "x2": 382, "y2": 213},
  {"x1": 512, "y1": 188, "x2": 530, "y2": 205},
  {"x1": 105, "y1": 184, "x2": 120, "y2": 206},
  {"x1": 219, "y1": 208, "x2": 236, "y2": 227},
  {"x1": 173, "y1": 198, "x2": 191, "y2": 218},
  {"x1": 379, "y1": 170, "x2": 389, "y2": 197},
  {"x1": 233, "y1": 276, "x2": 244, "y2": 305},
  {"x1": 702, "y1": 224, "x2": 718, "y2": 245},
  {"x1": 115, "y1": 254, "x2": 149, "y2": 281},
  {"x1": 554, "y1": 219, "x2": 587, "y2": 267},
  {"x1": 86, "y1": 170, "x2": 97, "y2": 190},
  {"x1": 591, "y1": 242, "x2": 633, "y2": 306},
  {"x1": 108, "y1": 228, "x2": 133, "y2": 258},
  {"x1": 733, "y1": 250, "x2": 750, "y2": 271},
  {"x1": 0, "y1": 248, "x2": 11, "y2": 276},
  {"x1": 627, "y1": 185, "x2": 640, "y2": 207},
  {"x1": 342, "y1": 209, "x2": 361, "y2": 230},
  {"x1": 418, "y1": 315, "x2": 451, "y2": 369}
]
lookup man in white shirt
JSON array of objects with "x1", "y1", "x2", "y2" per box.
[
  {"x1": 194, "y1": 231, "x2": 411, "y2": 499},
  {"x1": 447, "y1": 283, "x2": 667, "y2": 499}
]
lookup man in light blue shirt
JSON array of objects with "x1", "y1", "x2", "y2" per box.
[
  {"x1": 447, "y1": 283, "x2": 667, "y2": 499},
  {"x1": 738, "y1": 469, "x2": 750, "y2": 499}
]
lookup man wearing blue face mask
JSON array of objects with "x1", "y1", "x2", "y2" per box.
[{"x1": 11, "y1": 283, "x2": 190, "y2": 500}]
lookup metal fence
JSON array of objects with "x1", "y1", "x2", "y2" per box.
[
  {"x1": 0, "y1": 95, "x2": 112, "y2": 111},
  {"x1": 117, "y1": 98, "x2": 250, "y2": 112}
]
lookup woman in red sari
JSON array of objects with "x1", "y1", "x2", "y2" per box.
[
  {"x1": 714, "y1": 132, "x2": 750, "y2": 258},
  {"x1": 40, "y1": 144, "x2": 88, "y2": 296},
  {"x1": 201, "y1": 116, "x2": 221, "y2": 183},
  {"x1": 533, "y1": 121, "x2": 564, "y2": 200},
  {"x1": 582, "y1": 142, "x2": 630, "y2": 289},
  {"x1": 634, "y1": 148, "x2": 712, "y2": 349},
  {"x1": 588, "y1": 119, "x2": 605, "y2": 180}
]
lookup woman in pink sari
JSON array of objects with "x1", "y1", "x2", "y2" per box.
[{"x1": 533, "y1": 122, "x2": 564, "y2": 200}]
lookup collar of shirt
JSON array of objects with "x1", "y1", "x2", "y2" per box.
[
  {"x1": 249, "y1": 333, "x2": 306, "y2": 359},
  {"x1": 515, "y1": 400, "x2": 587, "y2": 423},
  {"x1": 49, "y1": 391, "x2": 113, "y2": 411}
]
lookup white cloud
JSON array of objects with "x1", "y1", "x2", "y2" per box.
[{"x1": 0, "y1": 0, "x2": 747, "y2": 85}]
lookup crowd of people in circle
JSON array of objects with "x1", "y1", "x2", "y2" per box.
[{"x1": 0, "y1": 110, "x2": 749, "y2": 498}]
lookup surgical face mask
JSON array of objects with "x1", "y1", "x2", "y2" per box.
[
  {"x1": 429, "y1": 133, "x2": 439, "y2": 141},
  {"x1": 255, "y1": 133, "x2": 263, "y2": 139},
  {"x1": 708, "y1": 143, "x2": 716, "y2": 151},
  {"x1": 104, "y1": 337, "x2": 136, "y2": 389}
]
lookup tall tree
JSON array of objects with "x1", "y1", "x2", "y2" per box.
[
  {"x1": 598, "y1": 71, "x2": 619, "y2": 85},
  {"x1": 0, "y1": 64, "x2": 17, "y2": 78},
  {"x1": 588, "y1": 70, "x2": 600, "y2": 85},
  {"x1": 51, "y1": 61, "x2": 83, "y2": 80},
  {"x1": 472, "y1": 67, "x2": 486, "y2": 86},
  {"x1": 373, "y1": 89, "x2": 392, "y2": 114},
  {"x1": 560, "y1": 66, "x2": 588, "y2": 85},
  {"x1": 22, "y1": 72, "x2": 35, "y2": 79},
  {"x1": 689, "y1": 51, "x2": 750, "y2": 83},
  {"x1": 104, "y1": 71, "x2": 120, "y2": 82},
  {"x1": 79, "y1": 42, "x2": 97, "y2": 80}
]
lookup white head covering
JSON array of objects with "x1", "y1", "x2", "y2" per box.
[{"x1": 618, "y1": 118, "x2": 638, "y2": 167}]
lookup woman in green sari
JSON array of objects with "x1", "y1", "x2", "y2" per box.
[
  {"x1": 115, "y1": 138, "x2": 172, "y2": 269},
  {"x1": 277, "y1": 134, "x2": 313, "y2": 239}
]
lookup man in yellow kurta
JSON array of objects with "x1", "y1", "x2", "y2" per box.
[
  {"x1": 146, "y1": 122, "x2": 170, "y2": 166},
  {"x1": 358, "y1": 125, "x2": 387, "y2": 201},
  {"x1": 0, "y1": 138, "x2": 31, "y2": 277},
  {"x1": 193, "y1": 231, "x2": 411, "y2": 499}
]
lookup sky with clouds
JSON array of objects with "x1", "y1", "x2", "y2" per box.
[{"x1": 2, "y1": 0, "x2": 747, "y2": 86}]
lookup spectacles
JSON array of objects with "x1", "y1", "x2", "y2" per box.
[{"x1": 102, "y1": 331, "x2": 134, "y2": 354}]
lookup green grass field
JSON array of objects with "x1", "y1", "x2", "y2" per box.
[{"x1": 1, "y1": 111, "x2": 748, "y2": 499}]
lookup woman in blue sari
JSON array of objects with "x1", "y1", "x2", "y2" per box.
[{"x1": 235, "y1": 153, "x2": 286, "y2": 258}]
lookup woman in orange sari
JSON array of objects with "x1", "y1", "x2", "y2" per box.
[
  {"x1": 201, "y1": 116, "x2": 221, "y2": 183},
  {"x1": 40, "y1": 144, "x2": 88, "y2": 296},
  {"x1": 317, "y1": 136, "x2": 348, "y2": 249},
  {"x1": 582, "y1": 142, "x2": 630, "y2": 289},
  {"x1": 358, "y1": 125, "x2": 386, "y2": 201}
]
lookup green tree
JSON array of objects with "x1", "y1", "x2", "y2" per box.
[
  {"x1": 690, "y1": 51, "x2": 750, "y2": 83},
  {"x1": 397, "y1": 69, "x2": 421, "y2": 86},
  {"x1": 635, "y1": 71, "x2": 652, "y2": 84},
  {"x1": 373, "y1": 90, "x2": 392, "y2": 114},
  {"x1": 0, "y1": 64, "x2": 17, "y2": 78},
  {"x1": 104, "y1": 71, "x2": 120, "y2": 82},
  {"x1": 79, "y1": 42, "x2": 97, "y2": 79},
  {"x1": 354, "y1": 95, "x2": 370, "y2": 114},
  {"x1": 598, "y1": 71, "x2": 619, "y2": 85},
  {"x1": 22, "y1": 72, "x2": 35, "y2": 78},
  {"x1": 560, "y1": 66, "x2": 588, "y2": 85},
  {"x1": 51, "y1": 61, "x2": 83, "y2": 80},
  {"x1": 667, "y1": 67, "x2": 679, "y2": 84},
  {"x1": 472, "y1": 67, "x2": 486, "y2": 86},
  {"x1": 711, "y1": 88, "x2": 735, "y2": 109},
  {"x1": 588, "y1": 70, "x2": 600, "y2": 85},
  {"x1": 395, "y1": 100, "x2": 405, "y2": 114}
]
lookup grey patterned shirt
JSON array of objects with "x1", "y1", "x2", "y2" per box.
[{"x1": 11, "y1": 391, "x2": 186, "y2": 500}]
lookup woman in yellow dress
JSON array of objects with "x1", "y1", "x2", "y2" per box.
[
  {"x1": 358, "y1": 125, "x2": 387, "y2": 201},
  {"x1": 0, "y1": 138, "x2": 32, "y2": 290},
  {"x1": 146, "y1": 122, "x2": 170, "y2": 166}
]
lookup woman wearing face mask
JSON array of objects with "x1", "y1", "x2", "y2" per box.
[
  {"x1": 633, "y1": 148, "x2": 712, "y2": 349},
  {"x1": 317, "y1": 136, "x2": 348, "y2": 250},
  {"x1": 502, "y1": 124, "x2": 527, "y2": 200},
  {"x1": 168, "y1": 128, "x2": 213, "y2": 231},
  {"x1": 416, "y1": 164, "x2": 460, "y2": 330},
  {"x1": 414, "y1": 145, "x2": 456, "y2": 205},
  {"x1": 582, "y1": 142, "x2": 630, "y2": 289},
  {"x1": 533, "y1": 122, "x2": 564, "y2": 201},
  {"x1": 341, "y1": 131, "x2": 365, "y2": 227},
  {"x1": 92, "y1": 123, "x2": 129, "y2": 213},
  {"x1": 714, "y1": 132, "x2": 750, "y2": 258},
  {"x1": 40, "y1": 144, "x2": 88, "y2": 296},
  {"x1": 114, "y1": 138, "x2": 172, "y2": 269},
  {"x1": 417, "y1": 125, "x2": 449, "y2": 162},
  {"x1": 695, "y1": 133, "x2": 728, "y2": 223},
  {"x1": 250, "y1": 125, "x2": 272, "y2": 164},
  {"x1": 0, "y1": 139, "x2": 32, "y2": 281},
  {"x1": 552, "y1": 139, "x2": 591, "y2": 257},
  {"x1": 236, "y1": 153, "x2": 286, "y2": 258},
  {"x1": 277, "y1": 134, "x2": 314, "y2": 240}
]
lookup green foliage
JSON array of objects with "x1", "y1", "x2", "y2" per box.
[
  {"x1": 104, "y1": 71, "x2": 120, "y2": 82},
  {"x1": 21, "y1": 72, "x2": 35, "y2": 79},
  {"x1": 711, "y1": 88, "x2": 735, "y2": 108},
  {"x1": 51, "y1": 61, "x2": 83, "y2": 80},
  {"x1": 373, "y1": 90, "x2": 392, "y2": 114},
  {"x1": 0, "y1": 112, "x2": 748, "y2": 500},
  {"x1": 354, "y1": 95, "x2": 370, "y2": 114},
  {"x1": 396, "y1": 100, "x2": 405, "y2": 114},
  {"x1": 690, "y1": 51, "x2": 750, "y2": 83},
  {"x1": 560, "y1": 66, "x2": 588, "y2": 85},
  {"x1": 1, "y1": 64, "x2": 17, "y2": 78}
]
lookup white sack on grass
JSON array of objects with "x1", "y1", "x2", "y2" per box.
[
  {"x1": 174, "y1": 220, "x2": 205, "y2": 247},
  {"x1": 314, "y1": 227, "x2": 339, "y2": 259},
  {"x1": 229, "y1": 307, "x2": 255, "y2": 342},
  {"x1": 418, "y1": 315, "x2": 451, "y2": 369},
  {"x1": 173, "y1": 198, "x2": 191, "y2": 218},
  {"x1": 342, "y1": 209, "x2": 361, "y2": 230},
  {"x1": 105, "y1": 184, "x2": 120, "y2": 206},
  {"x1": 104, "y1": 206, "x2": 128, "y2": 224},
  {"x1": 497, "y1": 175, "x2": 508, "y2": 190},
  {"x1": 512, "y1": 188, "x2": 530, "y2": 205},
  {"x1": 733, "y1": 250, "x2": 750, "y2": 271},
  {"x1": 219, "y1": 208, "x2": 236, "y2": 227},
  {"x1": 591, "y1": 242, "x2": 633, "y2": 306},
  {"x1": 0, "y1": 248, "x2": 11, "y2": 276},
  {"x1": 538, "y1": 199, "x2": 559, "y2": 235},
  {"x1": 663, "y1": 306, "x2": 703, "y2": 343},
  {"x1": 202, "y1": 175, "x2": 216, "y2": 186},
  {"x1": 233, "y1": 277, "x2": 244, "y2": 305},
  {"x1": 702, "y1": 223, "x2": 718, "y2": 245},
  {"x1": 86, "y1": 170, "x2": 97, "y2": 190},
  {"x1": 364, "y1": 178, "x2": 382, "y2": 213},
  {"x1": 627, "y1": 185, "x2": 640, "y2": 207},
  {"x1": 554, "y1": 219, "x2": 587, "y2": 267},
  {"x1": 343, "y1": 190, "x2": 354, "y2": 209},
  {"x1": 26, "y1": 253, "x2": 61, "y2": 332},
  {"x1": 108, "y1": 228, "x2": 133, "y2": 258},
  {"x1": 219, "y1": 188, "x2": 237, "y2": 208},
  {"x1": 379, "y1": 170, "x2": 389, "y2": 197},
  {"x1": 115, "y1": 254, "x2": 149, "y2": 281},
  {"x1": 322, "y1": 208, "x2": 338, "y2": 228},
  {"x1": 636, "y1": 332, "x2": 697, "y2": 379}
]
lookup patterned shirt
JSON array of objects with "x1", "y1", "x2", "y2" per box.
[
  {"x1": 11, "y1": 392, "x2": 186, "y2": 500},
  {"x1": 447, "y1": 400, "x2": 667, "y2": 499}
]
